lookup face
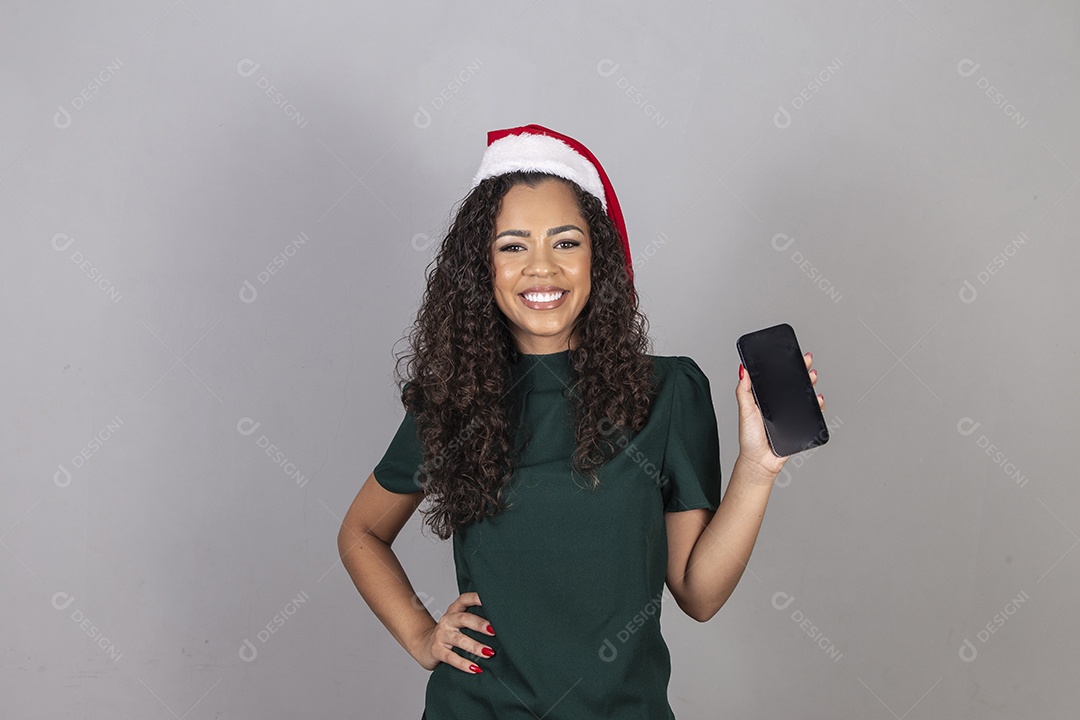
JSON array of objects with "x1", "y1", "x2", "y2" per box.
[{"x1": 491, "y1": 178, "x2": 591, "y2": 354}]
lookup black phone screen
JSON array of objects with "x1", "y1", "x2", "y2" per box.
[{"x1": 736, "y1": 323, "x2": 829, "y2": 457}]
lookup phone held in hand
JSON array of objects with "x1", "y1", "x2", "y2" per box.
[{"x1": 736, "y1": 323, "x2": 829, "y2": 457}]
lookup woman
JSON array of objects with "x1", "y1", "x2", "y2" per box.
[{"x1": 338, "y1": 124, "x2": 823, "y2": 719}]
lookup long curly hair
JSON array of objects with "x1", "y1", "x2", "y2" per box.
[{"x1": 393, "y1": 171, "x2": 656, "y2": 540}]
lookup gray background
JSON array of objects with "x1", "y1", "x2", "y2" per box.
[{"x1": 2, "y1": 0, "x2": 1076, "y2": 717}]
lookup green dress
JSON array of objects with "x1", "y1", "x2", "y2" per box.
[{"x1": 373, "y1": 349, "x2": 722, "y2": 719}]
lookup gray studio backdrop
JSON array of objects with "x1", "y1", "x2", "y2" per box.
[{"x1": 3, "y1": 0, "x2": 1077, "y2": 718}]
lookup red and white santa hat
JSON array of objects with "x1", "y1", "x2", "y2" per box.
[{"x1": 471, "y1": 123, "x2": 634, "y2": 290}]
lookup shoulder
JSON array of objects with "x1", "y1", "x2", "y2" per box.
[
  {"x1": 646, "y1": 354, "x2": 712, "y2": 387},
  {"x1": 645, "y1": 355, "x2": 716, "y2": 420},
  {"x1": 399, "y1": 379, "x2": 425, "y2": 416}
]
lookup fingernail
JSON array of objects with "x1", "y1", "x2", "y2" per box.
[
  {"x1": 469, "y1": 664, "x2": 483, "y2": 673},
  {"x1": 487, "y1": 624, "x2": 495, "y2": 635},
  {"x1": 806, "y1": 351, "x2": 812, "y2": 360},
  {"x1": 738, "y1": 363, "x2": 744, "y2": 379},
  {"x1": 817, "y1": 393, "x2": 823, "y2": 400},
  {"x1": 481, "y1": 647, "x2": 495, "y2": 657}
]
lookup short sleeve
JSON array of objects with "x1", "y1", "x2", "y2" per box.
[
  {"x1": 373, "y1": 407, "x2": 427, "y2": 495},
  {"x1": 660, "y1": 356, "x2": 722, "y2": 513}
]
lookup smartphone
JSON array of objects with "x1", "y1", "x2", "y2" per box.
[{"x1": 736, "y1": 323, "x2": 828, "y2": 457}]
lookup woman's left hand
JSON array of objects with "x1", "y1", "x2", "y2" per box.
[{"x1": 735, "y1": 352, "x2": 823, "y2": 478}]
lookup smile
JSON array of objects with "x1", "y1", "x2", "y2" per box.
[{"x1": 519, "y1": 290, "x2": 568, "y2": 309}]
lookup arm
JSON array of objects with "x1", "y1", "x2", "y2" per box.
[
  {"x1": 665, "y1": 456, "x2": 778, "y2": 622},
  {"x1": 337, "y1": 473, "x2": 436, "y2": 664},
  {"x1": 665, "y1": 352, "x2": 822, "y2": 622}
]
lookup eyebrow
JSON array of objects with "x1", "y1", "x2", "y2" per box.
[{"x1": 494, "y1": 224, "x2": 585, "y2": 240}]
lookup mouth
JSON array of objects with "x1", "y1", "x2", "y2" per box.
[{"x1": 519, "y1": 289, "x2": 569, "y2": 310}]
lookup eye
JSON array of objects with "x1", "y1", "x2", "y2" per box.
[{"x1": 496, "y1": 239, "x2": 581, "y2": 252}]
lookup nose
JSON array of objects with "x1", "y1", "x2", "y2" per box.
[{"x1": 526, "y1": 243, "x2": 557, "y2": 276}]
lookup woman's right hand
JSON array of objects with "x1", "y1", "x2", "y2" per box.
[{"x1": 412, "y1": 591, "x2": 496, "y2": 673}]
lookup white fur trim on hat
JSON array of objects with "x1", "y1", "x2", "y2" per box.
[{"x1": 470, "y1": 133, "x2": 607, "y2": 211}]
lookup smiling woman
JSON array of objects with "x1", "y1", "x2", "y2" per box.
[
  {"x1": 337, "y1": 123, "x2": 822, "y2": 720},
  {"x1": 490, "y1": 179, "x2": 593, "y2": 354}
]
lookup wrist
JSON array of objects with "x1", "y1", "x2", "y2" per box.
[
  {"x1": 403, "y1": 616, "x2": 437, "y2": 664},
  {"x1": 734, "y1": 453, "x2": 779, "y2": 487}
]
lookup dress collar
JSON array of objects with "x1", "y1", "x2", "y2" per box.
[{"x1": 510, "y1": 348, "x2": 573, "y2": 393}]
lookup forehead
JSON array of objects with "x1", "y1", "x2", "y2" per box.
[{"x1": 495, "y1": 180, "x2": 585, "y2": 225}]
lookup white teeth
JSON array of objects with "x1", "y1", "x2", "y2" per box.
[{"x1": 523, "y1": 291, "x2": 565, "y2": 303}]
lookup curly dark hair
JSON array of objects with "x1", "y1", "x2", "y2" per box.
[{"x1": 392, "y1": 171, "x2": 656, "y2": 540}]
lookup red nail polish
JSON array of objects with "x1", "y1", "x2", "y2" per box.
[
  {"x1": 738, "y1": 363, "x2": 744, "y2": 379},
  {"x1": 469, "y1": 664, "x2": 483, "y2": 673},
  {"x1": 486, "y1": 624, "x2": 495, "y2": 635},
  {"x1": 482, "y1": 647, "x2": 495, "y2": 657}
]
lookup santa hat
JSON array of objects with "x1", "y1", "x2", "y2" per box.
[{"x1": 471, "y1": 123, "x2": 634, "y2": 290}]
